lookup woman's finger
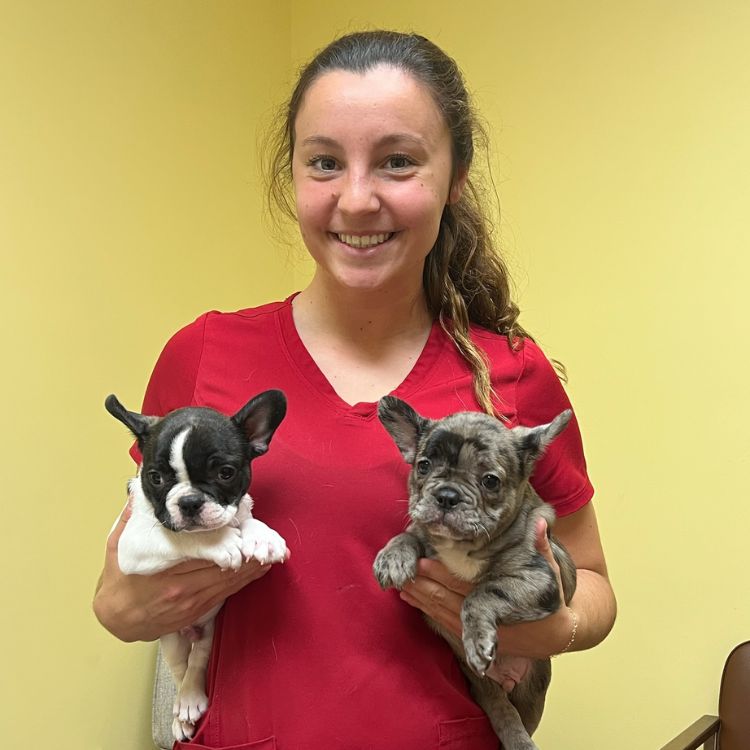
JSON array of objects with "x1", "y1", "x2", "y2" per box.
[
  {"x1": 106, "y1": 500, "x2": 133, "y2": 552},
  {"x1": 202, "y1": 564, "x2": 273, "y2": 607},
  {"x1": 414, "y1": 558, "x2": 473, "y2": 596},
  {"x1": 400, "y1": 576, "x2": 465, "y2": 638},
  {"x1": 534, "y1": 517, "x2": 555, "y2": 564},
  {"x1": 399, "y1": 587, "x2": 464, "y2": 636},
  {"x1": 535, "y1": 517, "x2": 565, "y2": 606}
]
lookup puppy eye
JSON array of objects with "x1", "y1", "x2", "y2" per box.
[
  {"x1": 481, "y1": 473, "x2": 500, "y2": 490},
  {"x1": 218, "y1": 466, "x2": 236, "y2": 481},
  {"x1": 147, "y1": 470, "x2": 163, "y2": 486},
  {"x1": 416, "y1": 458, "x2": 431, "y2": 475}
]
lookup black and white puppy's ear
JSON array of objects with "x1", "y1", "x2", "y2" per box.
[
  {"x1": 378, "y1": 396, "x2": 430, "y2": 464},
  {"x1": 232, "y1": 389, "x2": 287, "y2": 457},
  {"x1": 513, "y1": 409, "x2": 572, "y2": 476},
  {"x1": 104, "y1": 394, "x2": 159, "y2": 447}
]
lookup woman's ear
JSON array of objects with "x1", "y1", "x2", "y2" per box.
[{"x1": 447, "y1": 166, "x2": 468, "y2": 205}]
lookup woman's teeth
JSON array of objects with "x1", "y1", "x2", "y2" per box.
[{"x1": 336, "y1": 232, "x2": 393, "y2": 248}]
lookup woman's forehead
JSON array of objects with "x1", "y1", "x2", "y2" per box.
[{"x1": 294, "y1": 65, "x2": 448, "y2": 145}]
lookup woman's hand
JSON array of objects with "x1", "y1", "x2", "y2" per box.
[
  {"x1": 93, "y1": 502, "x2": 281, "y2": 642},
  {"x1": 399, "y1": 518, "x2": 575, "y2": 690}
]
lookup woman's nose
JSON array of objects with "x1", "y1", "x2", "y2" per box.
[{"x1": 336, "y1": 171, "x2": 380, "y2": 214}]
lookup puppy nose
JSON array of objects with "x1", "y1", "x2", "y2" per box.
[
  {"x1": 435, "y1": 487, "x2": 461, "y2": 510},
  {"x1": 178, "y1": 494, "x2": 204, "y2": 516}
]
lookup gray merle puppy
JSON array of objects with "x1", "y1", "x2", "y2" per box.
[{"x1": 373, "y1": 396, "x2": 577, "y2": 750}]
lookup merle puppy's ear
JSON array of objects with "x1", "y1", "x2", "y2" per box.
[
  {"x1": 104, "y1": 394, "x2": 159, "y2": 446},
  {"x1": 378, "y1": 396, "x2": 429, "y2": 464},
  {"x1": 232, "y1": 389, "x2": 287, "y2": 457},
  {"x1": 513, "y1": 409, "x2": 572, "y2": 475}
]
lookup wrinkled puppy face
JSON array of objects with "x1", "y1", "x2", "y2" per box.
[
  {"x1": 138, "y1": 409, "x2": 252, "y2": 531},
  {"x1": 409, "y1": 413, "x2": 524, "y2": 540},
  {"x1": 378, "y1": 397, "x2": 571, "y2": 542},
  {"x1": 105, "y1": 390, "x2": 287, "y2": 532}
]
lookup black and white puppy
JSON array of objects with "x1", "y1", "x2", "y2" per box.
[
  {"x1": 105, "y1": 390, "x2": 288, "y2": 742},
  {"x1": 373, "y1": 397, "x2": 577, "y2": 750}
]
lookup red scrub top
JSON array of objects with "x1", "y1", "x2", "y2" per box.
[{"x1": 133, "y1": 296, "x2": 594, "y2": 750}]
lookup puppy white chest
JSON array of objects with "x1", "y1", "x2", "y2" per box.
[{"x1": 432, "y1": 538, "x2": 487, "y2": 582}]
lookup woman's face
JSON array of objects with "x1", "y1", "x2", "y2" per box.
[{"x1": 292, "y1": 65, "x2": 464, "y2": 296}]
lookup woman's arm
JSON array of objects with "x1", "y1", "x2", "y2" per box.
[
  {"x1": 546, "y1": 501, "x2": 616, "y2": 653},
  {"x1": 399, "y1": 501, "x2": 616, "y2": 660},
  {"x1": 93, "y1": 504, "x2": 277, "y2": 642}
]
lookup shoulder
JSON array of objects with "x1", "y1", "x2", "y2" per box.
[
  {"x1": 459, "y1": 326, "x2": 593, "y2": 514},
  {"x1": 163, "y1": 298, "x2": 290, "y2": 352},
  {"x1": 229, "y1": 298, "x2": 290, "y2": 322},
  {"x1": 471, "y1": 326, "x2": 553, "y2": 376},
  {"x1": 143, "y1": 298, "x2": 292, "y2": 413},
  {"x1": 468, "y1": 327, "x2": 563, "y2": 423}
]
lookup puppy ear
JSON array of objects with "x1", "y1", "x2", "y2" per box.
[
  {"x1": 378, "y1": 396, "x2": 429, "y2": 464},
  {"x1": 514, "y1": 409, "x2": 572, "y2": 475},
  {"x1": 232, "y1": 389, "x2": 287, "y2": 457},
  {"x1": 104, "y1": 394, "x2": 159, "y2": 445}
]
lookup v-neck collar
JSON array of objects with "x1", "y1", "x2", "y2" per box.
[{"x1": 276, "y1": 294, "x2": 446, "y2": 419}]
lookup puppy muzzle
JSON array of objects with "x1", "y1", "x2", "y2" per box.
[
  {"x1": 165, "y1": 484, "x2": 238, "y2": 531},
  {"x1": 412, "y1": 484, "x2": 488, "y2": 541}
]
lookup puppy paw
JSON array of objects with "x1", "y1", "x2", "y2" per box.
[
  {"x1": 243, "y1": 525, "x2": 287, "y2": 565},
  {"x1": 209, "y1": 527, "x2": 244, "y2": 570},
  {"x1": 170, "y1": 685, "x2": 208, "y2": 741},
  {"x1": 463, "y1": 625, "x2": 498, "y2": 677},
  {"x1": 172, "y1": 716, "x2": 196, "y2": 742},
  {"x1": 373, "y1": 544, "x2": 418, "y2": 590},
  {"x1": 173, "y1": 686, "x2": 208, "y2": 726}
]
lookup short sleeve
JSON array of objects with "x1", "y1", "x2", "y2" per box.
[
  {"x1": 128, "y1": 313, "x2": 209, "y2": 464},
  {"x1": 515, "y1": 341, "x2": 594, "y2": 516}
]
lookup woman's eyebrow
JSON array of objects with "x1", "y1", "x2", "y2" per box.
[
  {"x1": 376, "y1": 133, "x2": 429, "y2": 149},
  {"x1": 299, "y1": 135, "x2": 339, "y2": 148}
]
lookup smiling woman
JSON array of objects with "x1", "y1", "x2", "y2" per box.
[
  {"x1": 291, "y1": 66, "x2": 462, "y2": 299},
  {"x1": 94, "y1": 29, "x2": 615, "y2": 750}
]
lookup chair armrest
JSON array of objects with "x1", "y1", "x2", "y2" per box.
[{"x1": 659, "y1": 715, "x2": 720, "y2": 750}]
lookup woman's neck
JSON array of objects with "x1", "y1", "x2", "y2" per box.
[
  {"x1": 293, "y1": 277, "x2": 433, "y2": 350},
  {"x1": 291, "y1": 277, "x2": 434, "y2": 404}
]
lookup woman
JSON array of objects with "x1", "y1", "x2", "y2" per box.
[{"x1": 94, "y1": 30, "x2": 616, "y2": 749}]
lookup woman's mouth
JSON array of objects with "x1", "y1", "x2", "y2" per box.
[{"x1": 334, "y1": 232, "x2": 394, "y2": 249}]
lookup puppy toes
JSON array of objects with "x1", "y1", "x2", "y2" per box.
[
  {"x1": 215, "y1": 544, "x2": 244, "y2": 571},
  {"x1": 241, "y1": 520, "x2": 288, "y2": 564},
  {"x1": 172, "y1": 687, "x2": 208, "y2": 741},
  {"x1": 172, "y1": 717, "x2": 196, "y2": 742},
  {"x1": 463, "y1": 629, "x2": 497, "y2": 677},
  {"x1": 243, "y1": 529, "x2": 287, "y2": 565},
  {"x1": 373, "y1": 547, "x2": 418, "y2": 590},
  {"x1": 208, "y1": 527, "x2": 245, "y2": 570}
]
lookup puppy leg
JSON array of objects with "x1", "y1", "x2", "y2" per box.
[
  {"x1": 461, "y1": 565, "x2": 561, "y2": 677},
  {"x1": 475, "y1": 685, "x2": 539, "y2": 750},
  {"x1": 191, "y1": 525, "x2": 245, "y2": 571},
  {"x1": 508, "y1": 659, "x2": 551, "y2": 737},
  {"x1": 170, "y1": 618, "x2": 216, "y2": 741},
  {"x1": 240, "y1": 517, "x2": 287, "y2": 564},
  {"x1": 373, "y1": 532, "x2": 424, "y2": 590},
  {"x1": 159, "y1": 631, "x2": 196, "y2": 741}
]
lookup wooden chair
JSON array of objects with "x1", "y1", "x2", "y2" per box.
[{"x1": 660, "y1": 641, "x2": 750, "y2": 750}]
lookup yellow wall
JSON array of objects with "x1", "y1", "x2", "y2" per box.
[
  {"x1": 3, "y1": 2, "x2": 748, "y2": 748},
  {"x1": 1, "y1": 2, "x2": 295, "y2": 747}
]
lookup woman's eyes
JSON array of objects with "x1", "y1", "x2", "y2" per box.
[
  {"x1": 305, "y1": 153, "x2": 415, "y2": 173},
  {"x1": 307, "y1": 155, "x2": 339, "y2": 172},
  {"x1": 383, "y1": 153, "x2": 414, "y2": 170}
]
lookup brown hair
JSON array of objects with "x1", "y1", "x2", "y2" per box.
[{"x1": 264, "y1": 30, "x2": 534, "y2": 416}]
